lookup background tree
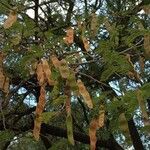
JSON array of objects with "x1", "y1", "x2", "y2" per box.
[{"x1": 0, "y1": 0, "x2": 150, "y2": 150}]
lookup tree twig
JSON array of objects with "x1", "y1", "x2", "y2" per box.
[
  {"x1": 119, "y1": 38, "x2": 144, "y2": 54},
  {"x1": 77, "y1": 72, "x2": 122, "y2": 94},
  {"x1": 77, "y1": 97, "x2": 89, "y2": 124}
]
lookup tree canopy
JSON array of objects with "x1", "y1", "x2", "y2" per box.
[{"x1": 0, "y1": 0, "x2": 150, "y2": 150}]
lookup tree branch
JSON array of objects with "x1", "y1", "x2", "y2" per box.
[
  {"x1": 34, "y1": 0, "x2": 39, "y2": 41},
  {"x1": 65, "y1": 1, "x2": 74, "y2": 26},
  {"x1": 119, "y1": 38, "x2": 144, "y2": 54},
  {"x1": 101, "y1": 83, "x2": 145, "y2": 150},
  {"x1": 128, "y1": 119, "x2": 144, "y2": 150},
  {"x1": 77, "y1": 97, "x2": 89, "y2": 124},
  {"x1": 40, "y1": 123, "x2": 123, "y2": 150}
]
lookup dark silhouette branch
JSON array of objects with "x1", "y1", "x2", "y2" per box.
[
  {"x1": 40, "y1": 123, "x2": 124, "y2": 150},
  {"x1": 102, "y1": 83, "x2": 145, "y2": 150},
  {"x1": 0, "y1": 115, "x2": 123, "y2": 150},
  {"x1": 34, "y1": 0, "x2": 39, "y2": 41},
  {"x1": 65, "y1": 1, "x2": 74, "y2": 26},
  {"x1": 77, "y1": 97, "x2": 89, "y2": 124},
  {"x1": 128, "y1": 119, "x2": 144, "y2": 150}
]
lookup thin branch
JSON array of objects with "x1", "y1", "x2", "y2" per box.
[
  {"x1": 119, "y1": 38, "x2": 144, "y2": 54},
  {"x1": 63, "y1": 50, "x2": 82, "y2": 56},
  {"x1": 34, "y1": 0, "x2": 39, "y2": 41},
  {"x1": 24, "y1": 0, "x2": 57, "y2": 10},
  {"x1": 77, "y1": 97, "x2": 89, "y2": 124},
  {"x1": 38, "y1": 5, "x2": 48, "y2": 18},
  {"x1": 72, "y1": 115, "x2": 85, "y2": 132},
  {"x1": 70, "y1": 60, "x2": 96, "y2": 67},
  {"x1": 93, "y1": 0, "x2": 100, "y2": 10},
  {"x1": 84, "y1": 0, "x2": 88, "y2": 14},
  {"x1": 65, "y1": 1, "x2": 74, "y2": 25},
  {"x1": 77, "y1": 72, "x2": 122, "y2": 94},
  {"x1": 12, "y1": 106, "x2": 36, "y2": 116},
  {"x1": 0, "y1": 97, "x2": 6, "y2": 130},
  {"x1": 0, "y1": 1, "x2": 12, "y2": 10},
  {"x1": 95, "y1": 0, "x2": 103, "y2": 10},
  {"x1": 3, "y1": 81, "x2": 26, "y2": 108},
  {"x1": 63, "y1": 50, "x2": 94, "y2": 58}
]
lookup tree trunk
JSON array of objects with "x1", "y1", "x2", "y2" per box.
[{"x1": 128, "y1": 119, "x2": 144, "y2": 150}]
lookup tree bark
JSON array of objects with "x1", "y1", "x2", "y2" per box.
[
  {"x1": 128, "y1": 119, "x2": 144, "y2": 150},
  {"x1": 40, "y1": 123, "x2": 123, "y2": 150}
]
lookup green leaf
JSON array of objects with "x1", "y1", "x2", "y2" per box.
[
  {"x1": 0, "y1": 130, "x2": 14, "y2": 149},
  {"x1": 10, "y1": 34, "x2": 21, "y2": 46},
  {"x1": 66, "y1": 113, "x2": 74, "y2": 145},
  {"x1": 141, "y1": 124, "x2": 150, "y2": 133},
  {"x1": 0, "y1": 130, "x2": 14, "y2": 142},
  {"x1": 67, "y1": 71, "x2": 78, "y2": 94},
  {"x1": 42, "y1": 112, "x2": 58, "y2": 124},
  {"x1": 7, "y1": 136, "x2": 46, "y2": 150},
  {"x1": 122, "y1": 90, "x2": 138, "y2": 119},
  {"x1": 52, "y1": 95, "x2": 66, "y2": 106},
  {"x1": 119, "y1": 113, "x2": 129, "y2": 132},
  {"x1": 137, "y1": 89, "x2": 149, "y2": 120},
  {"x1": 119, "y1": 113, "x2": 131, "y2": 141},
  {"x1": 48, "y1": 139, "x2": 68, "y2": 150},
  {"x1": 140, "y1": 83, "x2": 150, "y2": 99},
  {"x1": 101, "y1": 66, "x2": 116, "y2": 81},
  {"x1": 50, "y1": 83, "x2": 60, "y2": 100}
]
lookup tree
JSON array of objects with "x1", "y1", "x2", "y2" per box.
[{"x1": 0, "y1": 0, "x2": 150, "y2": 149}]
